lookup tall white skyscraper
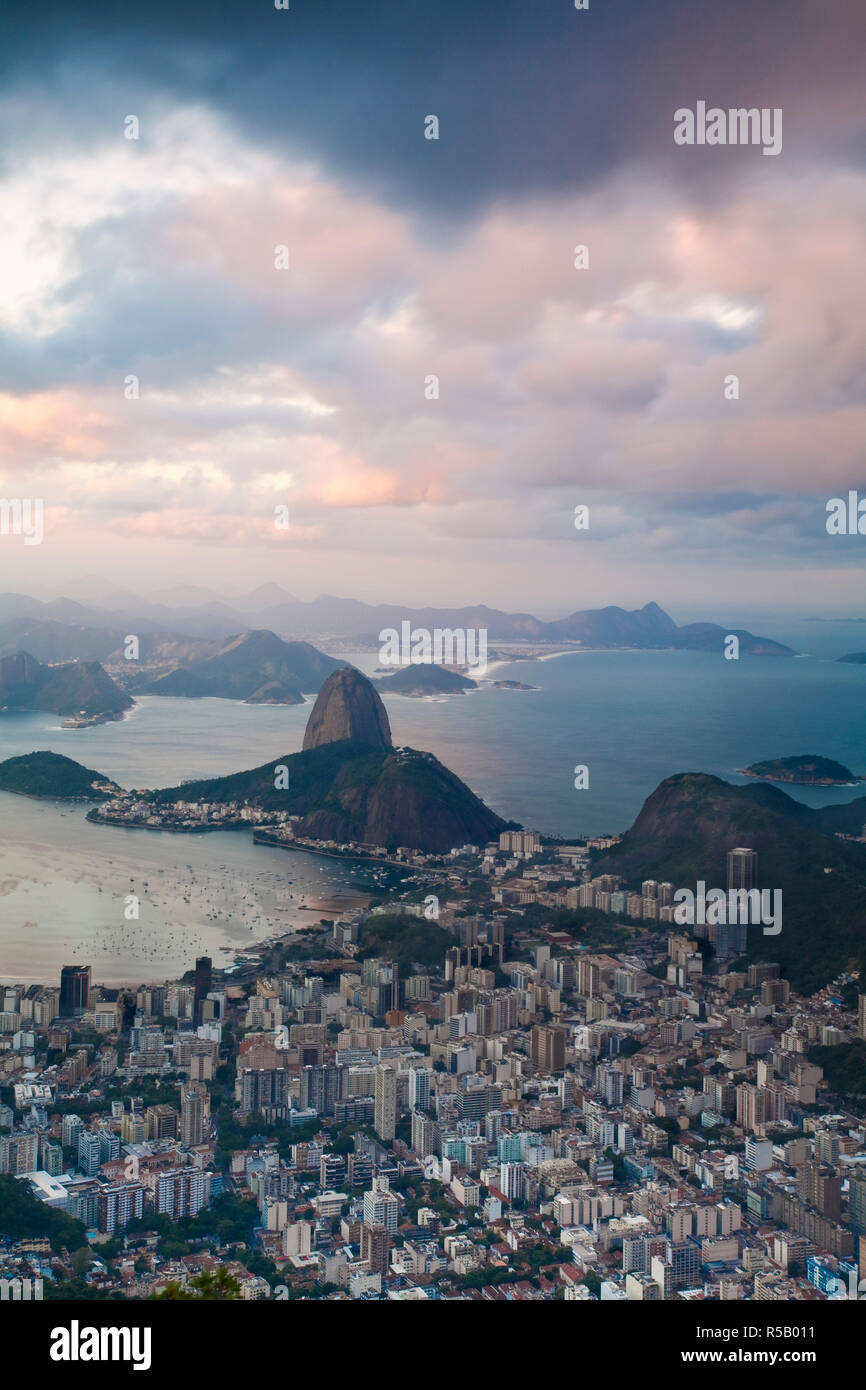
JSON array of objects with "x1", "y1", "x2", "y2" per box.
[
  {"x1": 499, "y1": 1162, "x2": 526, "y2": 1202},
  {"x1": 363, "y1": 1176, "x2": 400, "y2": 1234}
]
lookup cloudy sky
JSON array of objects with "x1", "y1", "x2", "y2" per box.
[{"x1": 0, "y1": 0, "x2": 864, "y2": 616}]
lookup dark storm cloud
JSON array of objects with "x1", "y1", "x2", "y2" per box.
[{"x1": 1, "y1": 0, "x2": 863, "y2": 218}]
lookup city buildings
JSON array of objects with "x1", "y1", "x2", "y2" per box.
[{"x1": 2, "y1": 840, "x2": 865, "y2": 1305}]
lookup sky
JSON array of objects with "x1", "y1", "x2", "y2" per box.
[{"x1": 0, "y1": 0, "x2": 865, "y2": 617}]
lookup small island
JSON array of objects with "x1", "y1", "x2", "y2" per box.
[
  {"x1": 0, "y1": 750, "x2": 124, "y2": 800},
  {"x1": 739, "y1": 754, "x2": 863, "y2": 786},
  {"x1": 489, "y1": 679, "x2": 537, "y2": 691},
  {"x1": 375, "y1": 665, "x2": 477, "y2": 697},
  {"x1": 837, "y1": 652, "x2": 866, "y2": 664}
]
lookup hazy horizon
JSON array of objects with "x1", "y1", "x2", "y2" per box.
[{"x1": 5, "y1": 573, "x2": 866, "y2": 632}]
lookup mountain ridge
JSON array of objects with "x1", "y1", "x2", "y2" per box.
[
  {"x1": 0, "y1": 592, "x2": 795, "y2": 655},
  {"x1": 598, "y1": 772, "x2": 866, "y2": 991},
  {"x1": 131, "y1": 630, "x2": 348, "y2": 700},
  {"x1": 0, "y1": 652, "x2": 133, "y2": 719}
]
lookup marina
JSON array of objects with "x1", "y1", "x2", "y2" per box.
[{"x1": 0, "y1": 793, "x2": 392, "y2": 986}]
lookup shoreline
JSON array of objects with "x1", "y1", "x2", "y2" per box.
[
  {"x1": 737, "y1": 769, "x2": 863, "y2": 788},
  {"x1": 85, "y1": 810, "x2": 255, "y2": 833},
  {"x1": 252, "y1": 829, "x2": 447, "y2": 875},
  {"x1": 59, "y1": 710, "x2": 130, "y2": 730},
  {"x1": 0, "y1": 907, "x2": 364, "y2": 991},
  {"x1": 0, "y1": 788, "x2": 113, "y2": 803}
]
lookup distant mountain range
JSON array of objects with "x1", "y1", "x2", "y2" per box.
[
  {"x1": 0, "y1": 618, "x2": 211, "y2": 669},
  {"x1": 0, "y1": 653, "x2": 132, "y2": 719},
  {"x1": 0, "y1": 591, "x2": 794, "y2": 655},
  {"x1": 599, "y1": 772, "x2": 866, "y2": 991}
]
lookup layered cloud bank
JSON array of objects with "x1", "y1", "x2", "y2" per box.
[{"x1": 0, "y1": 0, "x2": 864, "y2": 607}]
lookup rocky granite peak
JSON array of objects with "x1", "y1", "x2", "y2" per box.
[{"x1": 302, "y1": 668, "x2": 393, "y2": 752}]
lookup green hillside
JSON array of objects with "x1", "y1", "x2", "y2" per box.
[{"x1": 0, "y1": 750, "x2": 123, "y2": 800}]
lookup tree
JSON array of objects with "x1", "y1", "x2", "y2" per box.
[
  {"x1": 157, "y1": 1237, "x2": 191, "y2": 1259},
  {"x1": 311, "y1": 1281, "x2": 341, "y2": 1299},
  {"x1": 0, "y1": 1174, "x2": 87, "y2": 1254},
  {"x1": 152, "y1": 1267, "x2": 242, "y2": 1301},
  {"x1": 190, "y1": 1267, "x2": 243, "y2": 1300},
  {"x1": 152, "y1": 1281, "x2": 196, "y2": 1301}
]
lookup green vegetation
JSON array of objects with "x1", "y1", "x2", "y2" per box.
[
  {"x1": 126, "y1": 1193, "x2": 259, "y2": 1247},
  {"x1": 44, "y1": 1279, "x2": 122, "y2": 1301},
  {"x1": 599, "y1": 772, "x2": 866, "y2": 993},
  {"x1": 51, "y1": 1077, "x2": 181, "y2": 1117},
  {"x1": 519, "y1": 902, "x2": 630, "y2": 948},
  {"x1": 0, "y1": 750, "x2": 122, "y2": 800},
  {"x1": 237, "y1": 1245, "x2": 283, "y2": 1291},
  {"x1": 357, "y1": 913, "x2": 450, "y2": 973},
  {"x1": 0, "y1": 1174, "x2": 87, "y2": 1253},
  {"x1": 214, "y1": 1103, "x2": 319, "y2": 1164},
  {"x1": 152, "y1": 1266, "x2": 243, "y2": 1300},
  {"x1": 809, "y1": 1039, "x2": 866, "y2": 1095},
  {"x1": 150, "y1": 735, "x2": 504, "y2": 853},
  {"x1": 388, "y1": 1175, "x2": 454, "y2": 1226}
]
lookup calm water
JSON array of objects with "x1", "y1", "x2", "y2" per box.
[
  {"x1": 0, "y1": 793, "x2": 400, "y2": 986},
  {"x1": 1, "y1": 621, "x2": 865, "y2": 984}
]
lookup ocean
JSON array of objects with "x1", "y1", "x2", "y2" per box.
[{"x1": 1, "y1": 618, "x2": 864, "y2": 984}]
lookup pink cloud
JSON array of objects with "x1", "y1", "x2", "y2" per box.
[{"x1": 0, "y1": 392, "x2": 112, "y2": 460}]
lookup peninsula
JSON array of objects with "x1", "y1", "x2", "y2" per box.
[{"x1": 0, "y1": 750, "x2": 123, "y2": 800}]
